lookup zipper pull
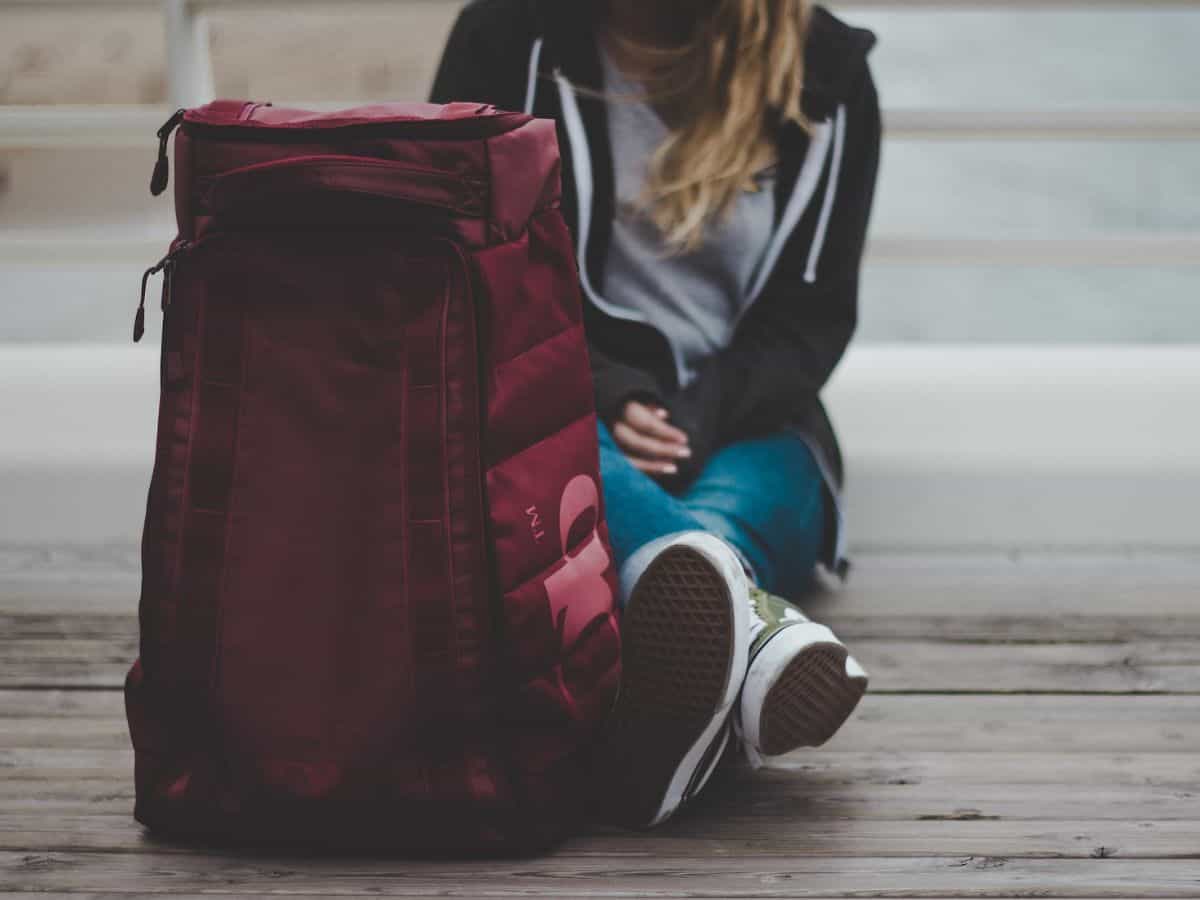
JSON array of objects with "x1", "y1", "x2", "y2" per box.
[
  {"x1": 134, "y1": 241, "x2": 191, "y2": 342},
  {"x1": 150, "y1": 108, "x2": 186, "y2": 197},
  {"x1": 134, "y1": 266, "x2": 153, "y2": 342}
]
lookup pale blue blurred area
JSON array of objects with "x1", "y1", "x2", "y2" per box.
[
  {"x1": 831, "y1": 3, "x2": 1200, "y2": 342},
  {"x1": 873, "y1": 142, "x2": 1200, "y2": 238},
  {"x1": 848, "y1": 6, "x2": 1200, "y2": 109},
  {"x1": 861, "y1": 265, "x2": 1200, "y2": 343}
]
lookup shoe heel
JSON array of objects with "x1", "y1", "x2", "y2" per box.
[{"x1": 742, "y1": 626, "x2": 868, "y2": 759}]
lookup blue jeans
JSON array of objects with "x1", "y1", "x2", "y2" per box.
[{"x1": 598, "y1": 422, "x2": 826, "y2": 601}]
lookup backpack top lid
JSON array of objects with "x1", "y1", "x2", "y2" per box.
[
  {"x1": 162, "y1": 100, "x2": 561, "y2": 247},
  {"x1": 183, "y1": 100, "x2": 531, "y2": 138}
]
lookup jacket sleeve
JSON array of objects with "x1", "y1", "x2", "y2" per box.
[
  {"x1": 661, "y1": 70, "x2": 881, "y2": 478},
  {"x1": 588, "y1": 344, "x2": 667, "y2": 427}
]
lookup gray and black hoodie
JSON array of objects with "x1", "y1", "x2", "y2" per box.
[{"x1": 431, "y1": 1, "x2": 881, "y2": 575}]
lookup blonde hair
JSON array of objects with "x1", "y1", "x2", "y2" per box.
[{"x1": 604, "y1": 0, "x2": 811, "y2": 251}]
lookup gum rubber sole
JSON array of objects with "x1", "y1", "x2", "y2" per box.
[
  {"x1": 758, "y1": 641, "x2": 867, "y2": 757},
  {"x1": 601, "y1": 544, "x2": 738, "y2": 827}
]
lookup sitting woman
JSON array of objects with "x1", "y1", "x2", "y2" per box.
[{"x1": 432, "y1": 0, "x2": 879, "y2": 826}]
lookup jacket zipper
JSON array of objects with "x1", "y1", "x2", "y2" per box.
[{"x1": 134, "y1": 240, "x2": 193, "y2": 343}]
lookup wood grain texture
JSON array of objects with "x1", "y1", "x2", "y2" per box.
[
  {"x1": 0, "y1": 814, "x2": 1197, "y2": 859},
  {"x1": 6, "y1": 777, "x2": 1197, "y2": 823},
  {"x1": 5, "y1": 693, "x2": 1199, "y2": 751},
  {"x1": 6, "y1": 551, "x2": 1200, "y2": 691},
  {"x1": 1, "y1": 547, "x2": 1198, "y2": 896},
  {"x1": 3, "y1": 851, "x2": 1200, "y2": 897},
  {"x1": 5, "y1": 636, "x2": 1198, "y2": 692}
]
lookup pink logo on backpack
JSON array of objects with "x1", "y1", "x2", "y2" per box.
[{"x1": 543, "y1": 474, "x2": 613, "y2": 650}]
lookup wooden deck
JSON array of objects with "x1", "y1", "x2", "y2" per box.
[{"x1": 2, "y1": 545, "x2": 1198, "y2": 897}]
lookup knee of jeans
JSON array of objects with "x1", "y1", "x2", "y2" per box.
[{"x1": 700, "y1": 473, "x2": 823, "y2": 536}]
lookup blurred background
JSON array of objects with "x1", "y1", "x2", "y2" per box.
[{"x1": 2, "y1": 0, "x2": 1198, "y2": 550}]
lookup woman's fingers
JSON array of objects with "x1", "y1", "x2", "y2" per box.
[
  {"x1": 613, "y1": 421, "x2": 692, "y2": 462},
  {"x1": 623, "y1": 402, "x2": 690, "y2": 446},
  {"x1": 611, "y1": 401, "x2": 692, "y2": 475},
  {"x1": 629, "y1": 455, "x2": 678, "y2": 476}
]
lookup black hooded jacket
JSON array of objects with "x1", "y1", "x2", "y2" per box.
[{"x1": 431, "y1": 1, "x2": 880, "y2": 573}]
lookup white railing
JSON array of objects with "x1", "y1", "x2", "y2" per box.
[
  {"x1": 4, "y1": 0, "x2": 1200, "y2": 136},
  {"x1": 6, "y1": 105, "x2": 1199, "y2": 148}
]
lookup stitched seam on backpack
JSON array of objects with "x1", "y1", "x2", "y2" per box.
[
  {"x1": 485, "y1": 408, "x2": 595, "y2": 475},
  {"x1": 492, "y1": 321, "x2": 580, "y2": 370}
]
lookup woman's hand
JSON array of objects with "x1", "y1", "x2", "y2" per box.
[{"x1": 612, "y1": 400, "x2": 692, "y2": 476}]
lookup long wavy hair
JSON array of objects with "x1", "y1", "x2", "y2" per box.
[{"x1": 602, "y1": 0, "x2": 811, "y2": 251}]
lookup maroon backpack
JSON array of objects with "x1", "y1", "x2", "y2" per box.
[{"x1": 125, "y1": 100, "x2": 621, "y2": 851}]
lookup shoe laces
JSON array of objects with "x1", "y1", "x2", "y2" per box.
[
  {"x1": 747, "y1": 587, "x2": 768, "y2": 642},
  {"x1": 747, "y1": 586, "x2": 811, "y2": 643}
]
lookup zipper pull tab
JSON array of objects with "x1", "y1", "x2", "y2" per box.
[
  {"x1": 134, "y1": 266, "x2": 153, "y2": 342},
  {"x1": 150, "y1": 108, "x2": 186, "y2": 197},
  {"x1": 135, "y1": 242, "x2": 189, "y2": 343}
]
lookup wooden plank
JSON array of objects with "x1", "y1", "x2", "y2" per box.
[
  {"x1": 829, "y1": 694, "x2": 1200, "y2": 752},
  {"x1": 809, "y1": 553, "x2": 1200, "y2": 623},
  {"x1": 855, "y1": 640, "x2": 1200, "y2": 694},
  {"x1": 0, "y1": 814, "x2": 1197, "y2": 861},
  {"x1": 1, "y1": 771, "x2": 1197, "y2": 828},
  {"x1": 5, "y1": 747, "x2": 1197, "y2": 789},
  {"x1": 9, "y1": 607, "x2": 1200, "y2": 644},
  {"x1": 6, "y1": 551, "x2": 1200, "y2": 642},
  {"x1": 4, "y1": 764, "x2": 1197, "y2": 822},
  {"x1": 3, "y1": 850, "x2": 1200, "y2": 897},
  {"x1": 4, "y1": 635, "x2": 1198, "y2": 692},
  {"x1": 0, "y1": 689, "x2": 120, "y2": 718},
  {"x1": 0, "y1": 897, "x2": 1166, "y2": 900},
  {"x1": 6, "y1": 547, "x2": 1200, "y2": 608},
  {"x1": 0, "y1": 898, "x2": 1137, "y2": 900},
  {"x1": 5, "y1": 693, "x2": 1198, "y2": 752}
]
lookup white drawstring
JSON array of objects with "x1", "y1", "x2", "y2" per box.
[
  {"x1": 744, "y1": 115, "x2": 835, "y2": 305},
  {"x1": 523, "y1": 37, "x2": 544, "y2": 114},
  {"x1": 804, "y1": 104, "x2": 847, "y2": 284}
]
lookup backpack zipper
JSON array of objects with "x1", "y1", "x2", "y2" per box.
[
  {"x1": 148, "y1": 106, "x2": 523, "y2": 197},
  {"x1": 134, "y1": 240, "x2": 193, "y2": 343}
]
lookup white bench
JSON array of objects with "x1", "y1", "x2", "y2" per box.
[{"x1": 3, "y1": 343, "x2": 1197, "y2": 549}]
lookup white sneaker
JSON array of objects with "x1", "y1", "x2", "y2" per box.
[
  {"x1": 737, "y1": 586, "x2": 868, "y2": 766},
  {"x1": 598, "y1": 531, "x2": 750, "y2": 827}
]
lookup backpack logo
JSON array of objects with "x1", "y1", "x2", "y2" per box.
[
  {"x1": 524, "y1": 505, "x2": 546, "y2": 543},
  {"x1": 542, "y1": 474, "x2": 613, "y2": 649}
]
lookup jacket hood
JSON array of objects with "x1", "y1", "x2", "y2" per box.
[
  {"x1": 803, "y1": 6, "x2": 878, "y2": 121},
  {"x1": 533, "y1": 2, "x2": 876, "y2": 122}
]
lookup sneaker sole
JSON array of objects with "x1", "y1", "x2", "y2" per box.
[
  {"x1": 604, "y1": 537, "x2": 748, "y2": 827},
  {"x1": 742, "y1": 624, "x2": 868, "y2": 758}
]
